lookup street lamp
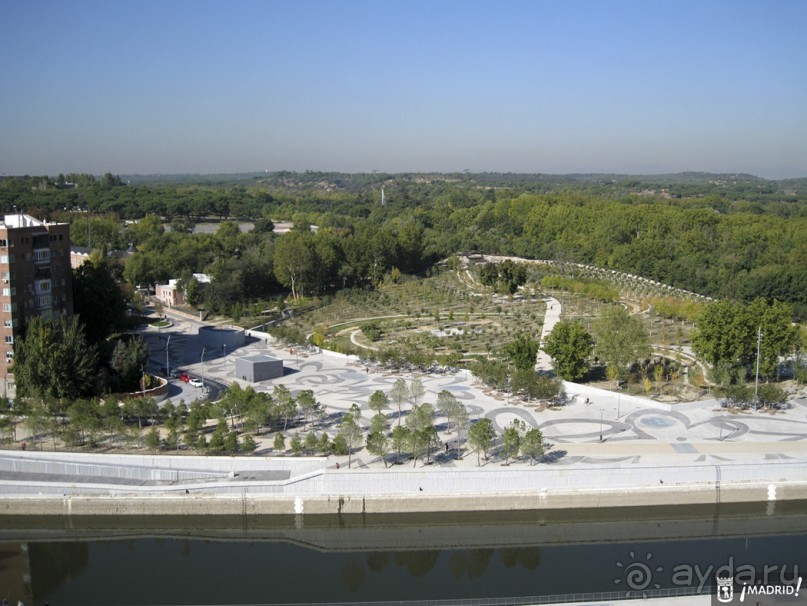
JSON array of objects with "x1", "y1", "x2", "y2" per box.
[
  {"x1": 200, "y1": 347, "x2": 206, "y2": 386},
  {"x1": 165, "y1": 335, "x2": 171, "y2": 377},
  {"x1": 599, "y1": 409, "x2": 603, "y2": 442}
]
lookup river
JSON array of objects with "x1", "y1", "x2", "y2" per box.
[{"x1": 3, "y1": 502, "x2": 806, "y2": 605}]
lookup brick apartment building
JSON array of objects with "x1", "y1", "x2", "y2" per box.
[{"x1": 0, "y1": 214, "x2": 73, "y2": 383}]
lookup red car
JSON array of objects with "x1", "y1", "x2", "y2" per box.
[{"x1": 179, "y1": 373, "x2": 191, "y2": 383}]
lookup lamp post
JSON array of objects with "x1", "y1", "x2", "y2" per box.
[
  {"x1": 753, "y1": 326, "x2": 762, "y2": 410},
  {"x1": 599, "y1": 409, "x2": 603, "y2": 442},
  {"x1": 200, "y1": 347, "x2": 206, "y2": 386},
  {"x1": 165, "y1": 335, "x2": 171, "y2": 377}
]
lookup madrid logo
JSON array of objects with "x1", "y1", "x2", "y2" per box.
[{"x1": 716, "y1": 576, "x2": 733, "y2": 603}]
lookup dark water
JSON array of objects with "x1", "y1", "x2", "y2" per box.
[{"x1": 5, "y1": 503, "x2": 807, "y2": 605}]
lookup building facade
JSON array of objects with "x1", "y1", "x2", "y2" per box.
[{"x1": 0, "y1": 215, "x2": 73, "y2": 381}]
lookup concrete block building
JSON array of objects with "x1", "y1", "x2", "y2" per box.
[
  {"x1": 0, "y1": 214, "x2": 73, "y2": 382},
  {"x1": 235, "y1": 355, "x2": 284, "y2": 382}
]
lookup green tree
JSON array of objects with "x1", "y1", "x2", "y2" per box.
[
  {"x1": 503, "y1": 333, "x2": 539, "y2": 371},
  {"x1": 145, "y1": 427, "x2": 161, "y2": 451},
  {"x1": 338, "y1": 405, "x2": 363, "y2": 468},
  {"x1": 273, "y1": 432, "x2": 286, "y2": 453},
  {"x1": 520, "y1": 427, "x2": 545, "y2": 465},
  {"x1": 592, "y1": 306, "x2": 651, "y2": 374},
  {"x1": 391, "y1": 425, "x2": 412, "y2": 465},
  {"x1": 318, "y1": 432, "x2": 332, "y2": 455},
  {"x1": 305, "y1": 431, "x2": 318, "y2": 453},
  {"x1": 296, "y1": 389, "x2": 321, "y2": 429},
  {"x1": 368, "y1": 390, "x2": 390, "y2": 415},
  {"x1": 468, "y1": 418, "x2": 495, "y2": 466},
  {"x1": 542, "y1": 320, "x2": 594, "y2": 380},
  {"x1": 241, "y1": 434, "x2": 258, "y2": 453},
  {"x1": 390, "y1": 378, "x2": 409, "y2": 426},
  {"x1": 366, "y1": 431, "x2": 390, "y2": 467},
  {"x1": 757, "y1": 383, "x2": 788, "y2": 409},
  {"x1": 13, "y1": 316, "x2": 99, "y2": 402},
  {"x1": 72, "y1": 257, "x2": 127, "y2": 344},
  {"x1": 501, "y1": 420, "x2": 522, "y2": 465},
  {"x1": 290, "y1": 433, "x2": 303, "y2": 455},
  {"x1": 273, "y1": 385, "x2": 297, "y2": 431},
  {"x1": 109, "y1": 337, "x2": 149, "y2": 392}
]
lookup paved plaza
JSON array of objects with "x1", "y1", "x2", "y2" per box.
[{"x1": 140, "y1": 305, "x2": 807, "y2": 473}]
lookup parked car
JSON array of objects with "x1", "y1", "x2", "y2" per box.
[
  {"x1": 189, "y1": 378, "x2": 203, "y2": 388},
  {"x1": 179, "y1": 373, "x2": 191, "y2": 383}
]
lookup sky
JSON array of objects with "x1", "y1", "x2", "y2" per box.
[{"x1": 1, "y1": 0, "x2": 806, "y2": 178}]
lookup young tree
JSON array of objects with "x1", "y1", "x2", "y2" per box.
[
  {"x1": 406, "y1": 403, "x2": 437, "y2": 466},
  {"x1": 273, "y1": 385, "x2": 297, "y2": 431},
  {"x1": 241, "y1": 434, "x2": 258, "y2": 454},
  {"x1": 453, "y1": 403, "x2": 469, "y2": 459},
  {"x1": 290, "y1": 433, "x2": 303, "y2": 456},
  {"x1": 296, "y1": 389, "x2": 321, "y2": 429},
  {"x1": 145, "y1": 427, "x2": 161, "y2": 451},
  {"x1": 469, "y1": 418, "x2": 495, "y2": 466},
  {"x1": 542, "y1": 320, "x2": 594, "y2": 380},
  {"x1": 390, "y1": 378, "x2": 409, "y2": 426},
  {"x1": 436, "y1": 390, "x2": 460, "y2": 435},
  {"x1": 318, "y1": 432, "x2": 332, "y2": 455},
  {"x1": 273, "y1": 432, "x2": 286, "y2": 453},
  {"x1": 305, "y1": 431, "x2": 318, "y2": 453},
  {"x1": 368, "y1": 390, "x2": 390, "y2": 415},
  {"x1": 521, "y1": 427, "x2": 545, "y2": 465},
  {"x1": 757, "y1": 383, "x2": 788, "y2": 409},
  {"x1": 366, "y1": 431, "x2": 390, "y2": 467},
  {"x1": 391, "y1": 425, "x2": 412, "y2": 465},
  {"x1": 409, "y1": 379, "x2": 425, "y2": 407},
  {"x1": 370, "y1": 412, "x2": 388, "y2": 435},
  {"x1": 338, "y1": 406, "x2": 363, "y2": 468},
  {"x1": 501, "y1": 421, "x2": 522, "y2": 465}
]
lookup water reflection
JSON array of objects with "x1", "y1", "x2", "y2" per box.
[{"x1": 1, "y1": 502, "x2": 805, "y2": 606}]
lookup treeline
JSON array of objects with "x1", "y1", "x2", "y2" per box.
[{"x1": 2, "y1": 172, "x2": 806, "y2": 318}]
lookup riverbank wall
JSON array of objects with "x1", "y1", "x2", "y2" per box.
[{"x1": 1, "y1": 451, "x2": 806, "y2": 516}]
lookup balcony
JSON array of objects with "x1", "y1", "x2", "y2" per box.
[{"x1": 33, "y1": 248, "x2": 50, "y2": 265}]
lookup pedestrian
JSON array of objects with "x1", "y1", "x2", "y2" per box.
[
  {"x1": 21, "y1": 442, "x2": 25, "y2": 451},
  {"x1": 445, "y1": 442, "x2": 449, "y2": 454},
  {"x1": 336, "y1": 462, "x2": 340, "y2": 470}
]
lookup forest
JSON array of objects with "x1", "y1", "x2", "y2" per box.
[{"x1": 1, "y1": 170, "x2": 806, "y2": 320}]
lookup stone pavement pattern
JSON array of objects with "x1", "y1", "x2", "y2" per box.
[{"x1": 139, "y1": 308, "x2": 807, "y2": 473}]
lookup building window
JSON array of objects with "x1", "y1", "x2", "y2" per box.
[
  {"x1": 2, "y1": 303, "x2": 12, "y2": 312},
  {"x1": 0, "y1": 240, "x2": 6, "y2": 248},
  {"x1": 4, "y1": 335, "x2": 13, "y2": 344},
  {"x1": 3, "y1": 320, "x2": 12, "y2": 328},
  {"x1": 0, "y1": 256, "x2": 7, "y2": 264}
]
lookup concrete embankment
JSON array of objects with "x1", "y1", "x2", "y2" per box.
[{"x1": 1, "y1": 451, "x2": 807, "y2": 516}]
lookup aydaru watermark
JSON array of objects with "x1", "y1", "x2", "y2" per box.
[{"x1": 613, "y1": 551, "x2": 802, "y2": 600}]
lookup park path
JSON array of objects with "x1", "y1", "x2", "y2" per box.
[{"x1": 536, "y1": 296, "x2": 561, "y2": 371}]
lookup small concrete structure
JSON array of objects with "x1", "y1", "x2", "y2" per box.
[
  {"x1": 198, "y1": 325, "x2": 245, "y2": 350},
  {"x1": 235, "y1": 355, "x2": 283, "y2": 382}
]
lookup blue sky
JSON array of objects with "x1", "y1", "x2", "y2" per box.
[{"x1": 1, "y1": 0, "x2": 806, "y2": 178}]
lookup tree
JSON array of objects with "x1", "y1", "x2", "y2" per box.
[
  {"x1": 542, "y1": 320, "x2": 594, "y2": 380},
  {"x1": 501, "y1": 420, "x2": 522, "y2": 465},
  {"x1": 693, "y1": 298, "x2": 798, "y2": 380},
  {"x1": 273, "y1": 231, "x2": 316, "y2": 299},
  {"x1": 406, "y1": 403, "x2": 437, "y2": 466},
  {"x1": 469, "y1": 418, "x2": 495, "y2": 466},
  {"x1": 273, "y1": 385, "x2": 296, "y2": 431},
  {"x1": 409, "y1": 379, "x2": 425, "y2": 407},
  {"x1": 72, "y1": 257, "x2": 127, "y2": 344},
  {"x1": 390, "y1": 378, "x2": 409, "y2": 426},
  {"x1": 290, "y1": 433, "x2": 303, "y2": 456},
  {"x1": 503, "y1": 333, "x2": 540, "y2": 371},
  {"x1": 13, "y1": 316, "x2": 99, "y2": 402},
  {"x1": 296, "y1": 389, "x2": 321, "y2": 429},
  {"x1": 145, "y1": 427, "x2": 161, "y2": 451},
  {"x1": 304, "y1": 431, "x2": 318, "y2": 453},
  {"x1": 109, "y1": 337, "x2": 149, "y2": 392},
  {"x1": 241, "y1": 434, "x2": 258, "y2": 453},
  {"x1": 366, "y1": 431, "x2": 390, "y2": 467},
  {"x1": 757, "y1": 383, "x2": 788, "y2": 409},
  {"x1": 593, "y1": 305, "x2": 651, "y2": 375},
  {"x1": 318, "y1": 432, "x2": 332, "y2": 455},
  {"x1": 338, "y1": 405, "x2": 363, "y2": 468},
  {"x1": 370, "y1": 412, "x2": 388, "y2": 435},
  {"x1": 368, "y1": 390, "x2": 390, "y2": 416},
  {"x1": 392, "y1": 425, "x2": 412, "y2": 465},
  {"x1": 436, "y1": 390, "x2": 460, "y2": 435},
  {"x1": 273, "y1": 432, "x2": 286, "y2": 453},
  {"x1": 520, "y1": 427, "x2": 545, "y2": 465}
]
